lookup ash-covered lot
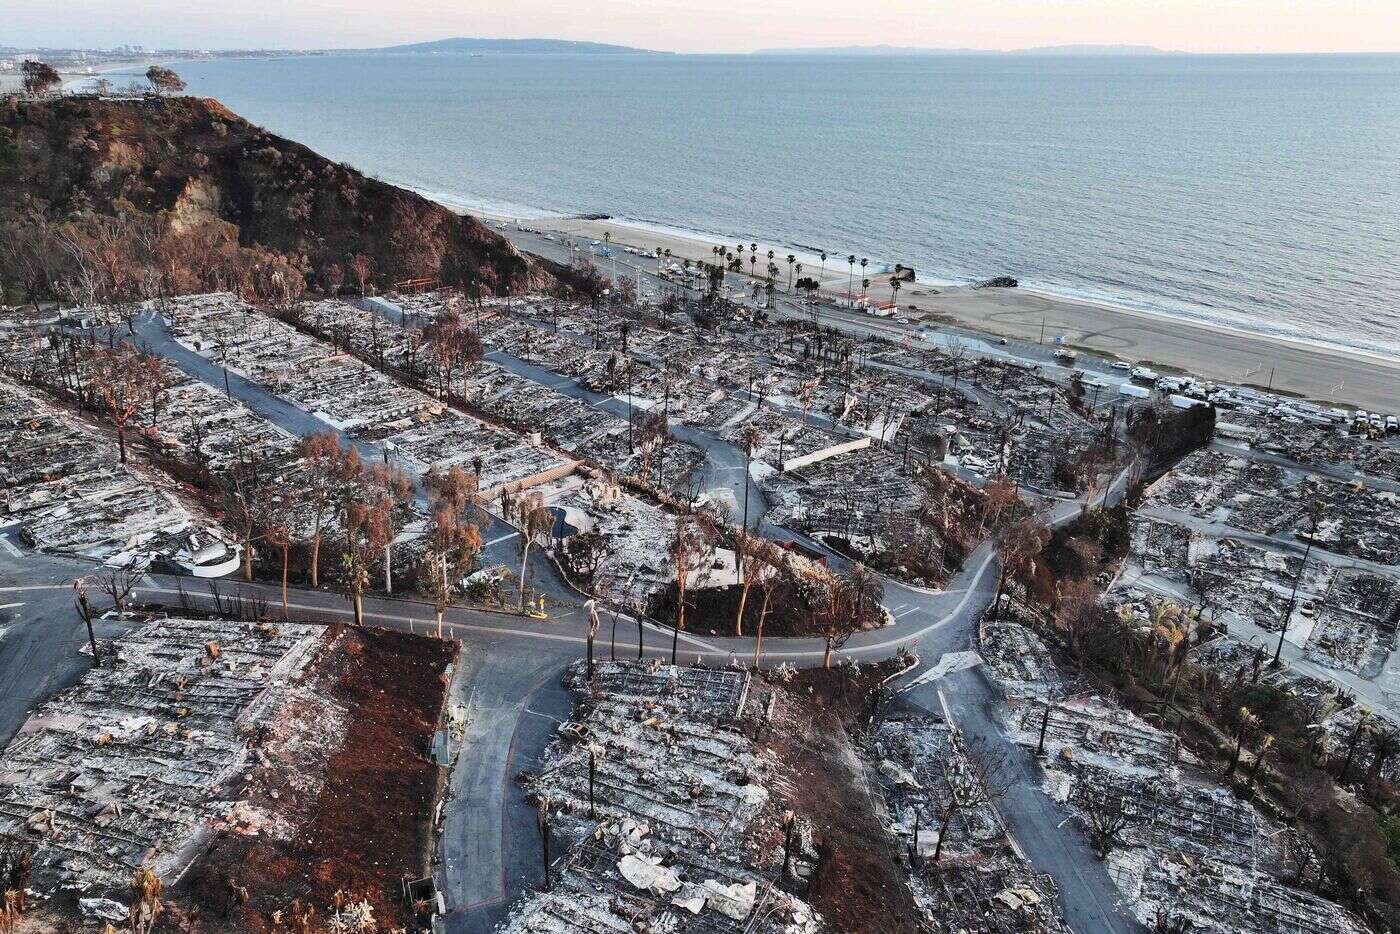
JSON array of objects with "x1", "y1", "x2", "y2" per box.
[{"x1": 0, "y1": 613, "x2": 453, "y2": 933}]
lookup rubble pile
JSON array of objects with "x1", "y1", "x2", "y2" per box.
[
  {"x1": 0, "y1": 617, "x2": 327, "y2": 890},
  {"x1": 988, "y1": 621, "x2": 1374, "y2": 934},
  {"x1": 145, "y1": 360, "x2": 300, "y2": 473},
  {"x1": 1012, "y1": 696, "x2": 1179, "y2": 772},
  {"x1": 285, "y1": 296, "x2": 706, "y2": 491},
  {"x1": 1143, "y1": 449, "x2": 1400, "y2": 564},
  {"x1": 867, "y1": 715, "x2": 1069, "y2": 933},
  {"x1": 978, "y1": 620, "x2": 1070, "y2": 699},
  {"x1": 464, "y1": 361, "x2": 702, "y2": 492},
  {"x1": 537, "y1": 474, "x2": 685, "y2": 606},
  {"x1": 1067, "y1": 765, "x2": 1371, "y2": 934},
  {"x1": 499, "y1": 662, "x2": 821, "y2": 934},
  {"x1": 1220, "y1": 409, "x2": 1400, "y2": 479},
  {"x1": 0, "y1": 375, "x2": 228, "y2": 563},
  {"x1": 167, "y1": 294, "x2": 576, "y2": 493}
]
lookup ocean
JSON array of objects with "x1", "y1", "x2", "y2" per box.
[{"x1": 169, "y1": 52, "x2": 1400, "y2": 357}]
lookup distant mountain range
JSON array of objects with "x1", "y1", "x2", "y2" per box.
[
  {"x1": 370, "y1": 37, "x2": 665, "y2": 55},
  {"x1": 751, "y1": 43, "x2": 1178, "y2": 56}
]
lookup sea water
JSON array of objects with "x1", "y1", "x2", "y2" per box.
[{"x1": 168, "y1": 51, "x2": 1400, "y2": 357}]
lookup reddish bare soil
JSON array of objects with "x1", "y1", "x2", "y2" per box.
[
  {"x1": 182, "y1": 625, "x2": 453, "y2": 932},
  {"x1": 761, "y1": 665, "x2": 923, "y2": 934}
]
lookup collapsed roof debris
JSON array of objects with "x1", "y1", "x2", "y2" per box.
[
  {"x1": 867, "y1": 715, "x2": 1070, "y2": 933},
  {"x1": 0, "y1": 617, "x2": 327, "y2": 890},
  {"x1": 0, "y1": 374, "x2": 230, "y2": 566},
  {"x1": 497, "y1": 662, "x2": 821, "y2": 934},
  {"x1": 986, "y1": 617, "x2": 1376, "y2": 934},
  {"x1": 167, "y1": 294, "x2": 576, "y2": 494}
]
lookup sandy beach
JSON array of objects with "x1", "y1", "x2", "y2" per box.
[{"x1": 475, "y1": 209, "x2": 1400, "y2": 413}]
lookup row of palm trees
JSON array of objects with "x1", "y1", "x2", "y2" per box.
[{"x1": 704, "y1": 243, "x2": 878, "y2": 302}]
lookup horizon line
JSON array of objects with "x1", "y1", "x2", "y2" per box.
[{"x1": 7, "y1": 38, "x2": 1400, "y2": 57}]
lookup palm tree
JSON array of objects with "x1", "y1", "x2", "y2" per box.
[
  {"x1": 786, "y1": 254, "x2": 796, "y2": 291},
  {"x1": 820, "y1": 251, "x2": 827, "y2": 283},
  {"x1": 861, "y1": 277, "x2": 870, "y2": 301},
  {"x1": 516, "y1": 492, "x2": 552, "y2": 611},
  {"x1": 749, "y1": 250, "x2": 757, "y2": 279},
  {"x1": 794, "y1": 262, "x2": 803, "y2": 294},
  {"x1": 847, "y1": 254, "x2": 856, "y2": 299},
  {"x1": 890, "y1": 276, "x2": 902, "y2": 309},
  {"x1": 738, "y1": 422, "x2": 761, "y2": 534}
]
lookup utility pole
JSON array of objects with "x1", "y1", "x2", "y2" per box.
[
  {"x1": 1273, "y1": 502, "x2": 1323, "y2": 668},
  {"x1": 74, "y1": 580, "x2": 100, "y2": 667},
  {"x1": 536, "y1": 797, "x2": 552, "y2": 890}
]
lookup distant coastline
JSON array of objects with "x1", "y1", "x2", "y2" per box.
[{"x1": 750, "y1": 43, "x2": 1179, "y2": 56}]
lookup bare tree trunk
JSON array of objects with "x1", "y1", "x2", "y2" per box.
[
  {"x1": 310, "y1": 528, "x2": 322, "y2": 588},
  {"x1": 933, "y1": 810, "x2": 954, "y2": 863},
  {"x1": 734, "y1": 579, "x2": 753, "y2": 638},
  {"x1": 281, "y1": 545, "x2": 289, "y2": 620},
  {"x1": 823, "y1": 636, "x2": 834, "y2": 669},
  {"x1": 518, "y1": 538, "x2": 532, "y2": 611},
  {"x1": 753, "y1": 587, "x2": 771, "y2": 669},
  {"x1": 671, "y1": 577, "x2": 687, "y2": 666}
]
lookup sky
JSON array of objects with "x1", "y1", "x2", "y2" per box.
[{"x1": 7, "y1": 0, "x2": 1400, "y2": 55}]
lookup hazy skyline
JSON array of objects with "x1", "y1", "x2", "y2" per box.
[{"x1": 7, "y1": 0, "x2": 1400, "y2": 55}]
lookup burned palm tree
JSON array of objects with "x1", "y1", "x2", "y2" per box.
[
  {"x1": 515, "y1": 492, "x2": 553, "y2": 611},
  {"x1": 128, "y1": 868, "x2": 162, "y2": 934}
]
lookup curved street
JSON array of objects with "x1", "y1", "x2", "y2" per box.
[{"x1": 0, "y1": 304, "x2": 1145, "y2": 932}]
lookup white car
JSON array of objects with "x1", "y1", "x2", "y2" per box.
[
  {"x1": 1110, "y1": 361, "x2": 1131, "y2": 371},
  {"x1": 1387, "y1": 415, "x2": 1398, "y2": 433}
]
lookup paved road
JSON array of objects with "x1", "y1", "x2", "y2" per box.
[
  {"x1": 11, "y1": 307, "x2": 1145, "y2": 930},
  {"x1": 0, "y1": 529, "x2": 148, "y2": 747},
  {"x1": 127, "y1": 312, "x2": 578, "y2": 604}
]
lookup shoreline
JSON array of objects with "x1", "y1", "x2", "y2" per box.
[{"x1": 459, "y1": 205, "x2": 1398, "y2": 412}]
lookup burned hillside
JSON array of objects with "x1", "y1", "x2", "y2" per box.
[{"x1": 0, "y1": 95, "x2": 546, "y2": 305}]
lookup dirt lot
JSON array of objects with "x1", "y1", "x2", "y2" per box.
[
  {"x1": 761, "y1": 665, "x2": 923, "y2": 934},
  {"x1": 182, "y1": 625, "x2": 454, "y2": 932}
]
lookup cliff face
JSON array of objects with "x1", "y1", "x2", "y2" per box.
[{"x1": 0, "y1": 94, "x2": 546, "y2": 294}]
